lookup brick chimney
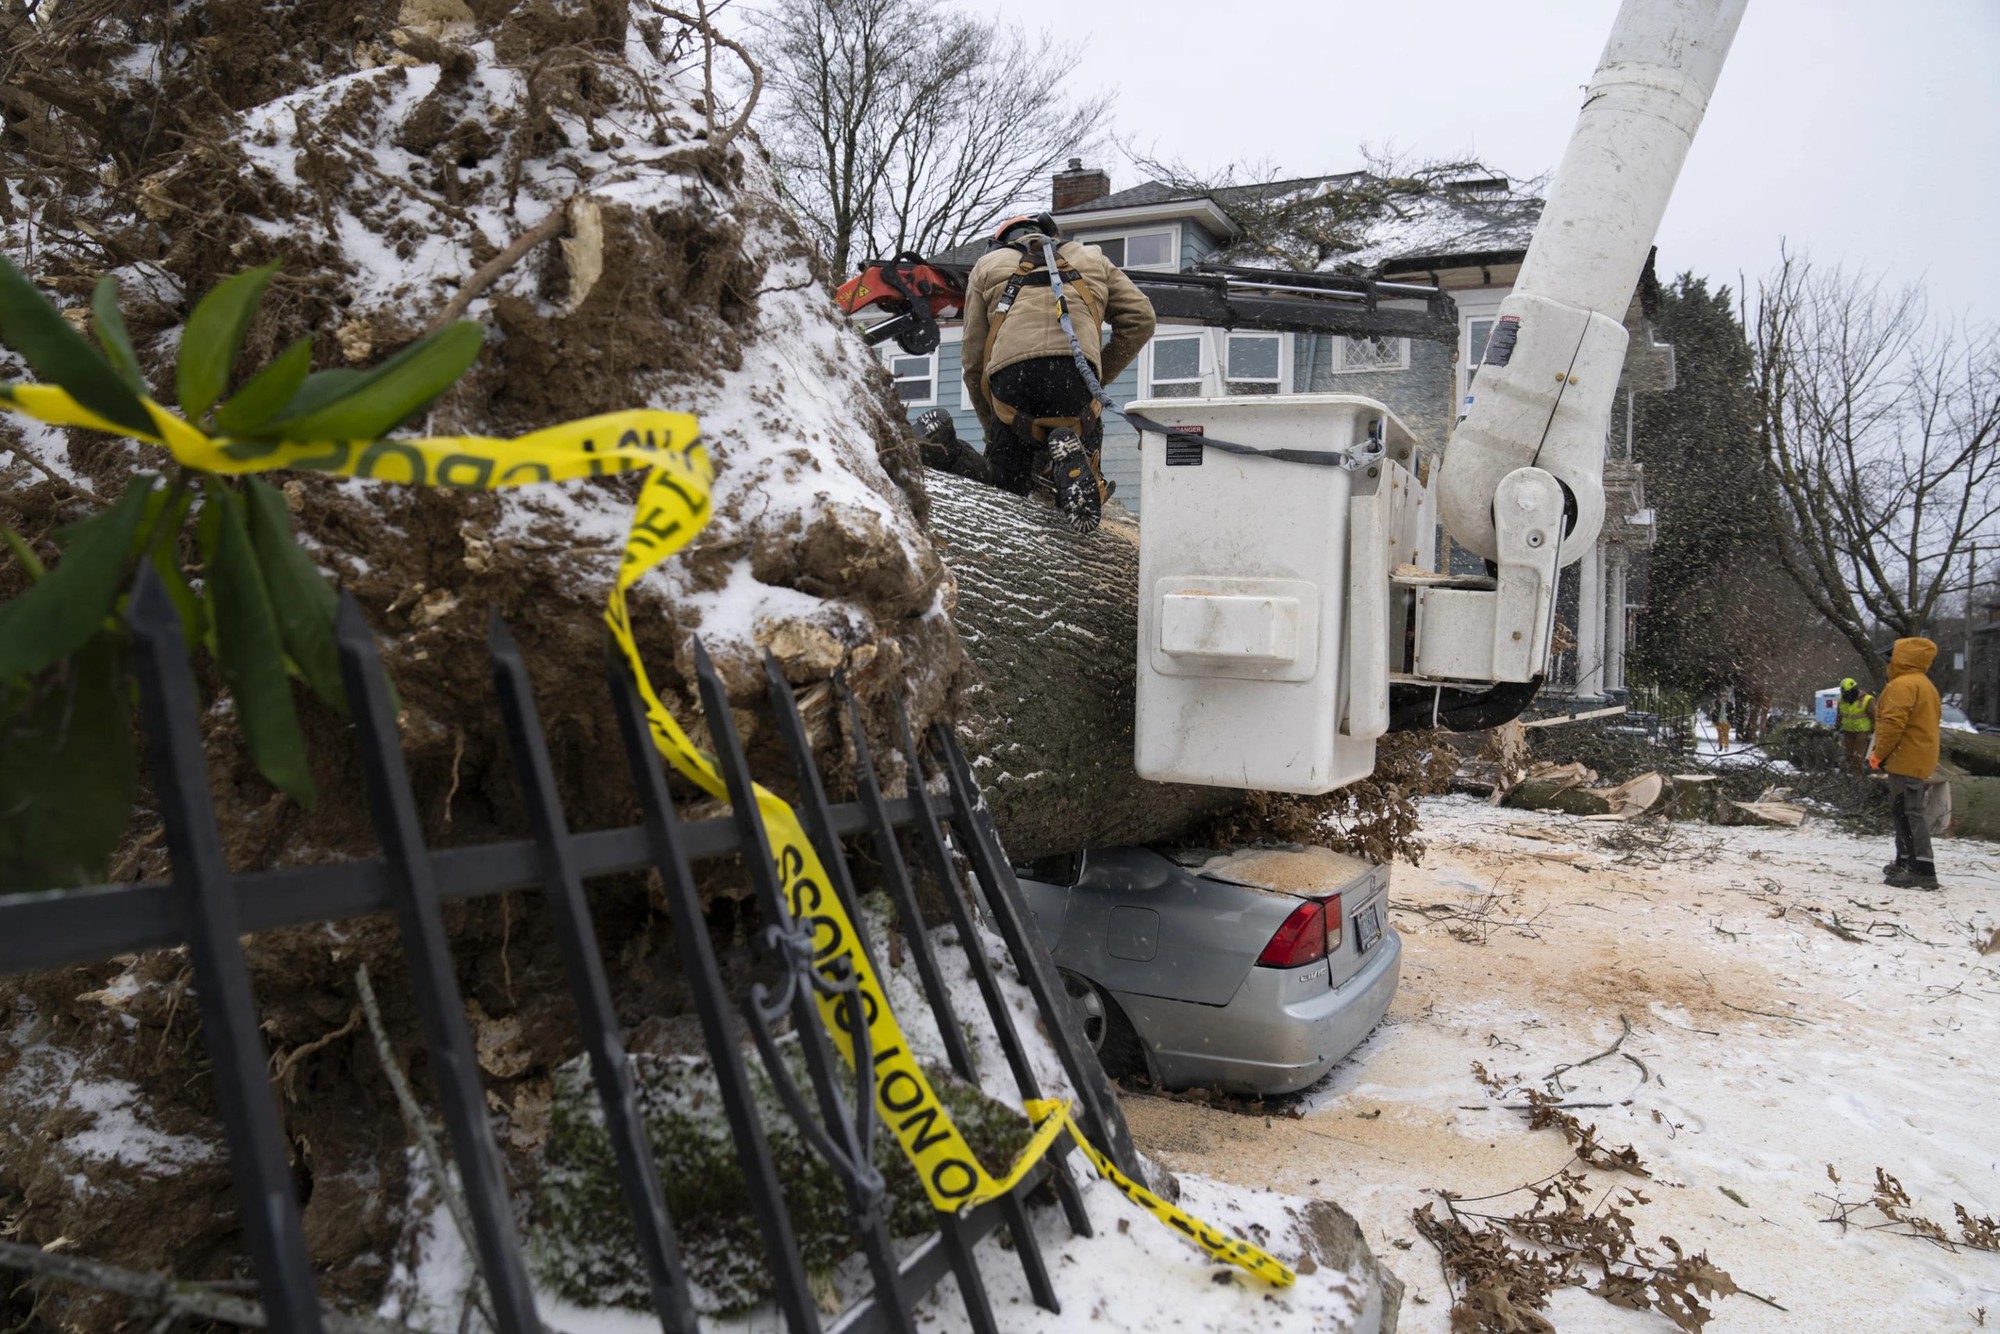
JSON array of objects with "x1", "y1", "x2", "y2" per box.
[{"x1": 1052, "y1": 158, "x2": 1110, "y2": 211}]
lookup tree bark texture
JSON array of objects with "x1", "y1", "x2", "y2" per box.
[{"x1": 927, "y1": 472, "x2": 1243, "y2": 857}]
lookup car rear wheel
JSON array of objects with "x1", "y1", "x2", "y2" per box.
[{"x1": 1059, "y1": 969, "x2": 1145, "y2": 1082}]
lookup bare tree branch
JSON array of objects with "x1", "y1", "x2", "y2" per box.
[
  {"x1": 1750, "y1": 244, "x2": 2000, "y2": 685},
  {"x1": 750, "y1": 0, "x2": 1110, "y2": 276},
  {"x1": 1122, "y1": 143, "x2": 1538, "y2": 274}
]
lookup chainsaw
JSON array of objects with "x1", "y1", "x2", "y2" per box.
[{"x1": 833, "y1": 252, "x2": 965, "y2": 356}]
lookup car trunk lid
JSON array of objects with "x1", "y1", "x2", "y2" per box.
[{"x1": 1187, "y1": 846, "x2": 1389, "y2": 988}]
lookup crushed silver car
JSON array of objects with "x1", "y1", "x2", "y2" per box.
[{"x1": 1012, "y1": 844, "x2": 1399, "y2": 1096}]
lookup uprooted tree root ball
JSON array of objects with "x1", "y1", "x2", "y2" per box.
[
  {"x1": 0, "y1": 4, "x2": 961, "y2": 1324},
  {"x1": 531, "y1": 1043, "x2": 1035, "y2": 1315}
]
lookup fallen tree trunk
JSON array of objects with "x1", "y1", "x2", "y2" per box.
[
  {"x1": 1505, "y1": 780, "x2": 1613, "y2": 817},
  {"x1": 927, "y1": 475, "x2": 1244, "y2": 856},
  {"x1": 1941, "y1": 729, "x2": 2000, "y2": 779},
  {"x1": 1662, "y1": 774, "x2": 1722, "y2": 822},
  {"x1": 1944, "y1": 774, "x2": 2000, "y2": 840}
]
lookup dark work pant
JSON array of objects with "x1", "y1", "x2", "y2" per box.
[
  {"x1": 1889, "y1": 773, "x2": 1934, "y2": 866},
  {"x1": 917, "y1": 418, "x2": 994, "y2": 484},
  {"x1": 985, "y1": 356, "x2": 1105, "y2": 495}
]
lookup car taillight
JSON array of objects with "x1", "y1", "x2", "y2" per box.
[
  {"x1": 1257, "y1": 898, "x2": 1322, "y2": 968},
  {"x1": 1255, "y1": 896, "x2": 1344, "y2": 968}
]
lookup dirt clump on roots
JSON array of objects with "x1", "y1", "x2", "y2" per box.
[{"x1": 0, "y1": 4, "x2": 956, "y2": 1325}]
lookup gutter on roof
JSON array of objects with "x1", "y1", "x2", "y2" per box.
[
  {"x1": 1378, "y1": 247, "x2": 1529, "y2": 277},
  {"x1": 1053, "y1": 197, "x2": 1241, "y2": 240}
]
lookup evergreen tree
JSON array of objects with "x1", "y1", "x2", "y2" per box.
[{"x1": 1630, "y1": 276, "x2": 1771, "y2": 694}]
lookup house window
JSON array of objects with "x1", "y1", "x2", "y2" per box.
[
  {"x1": 1225, "y1": 333, "x2": 1283, "y2": 395},
  {"x1": 1464, "y1": 317, "x2": 1496, "y2": 392},
  {"x1": 1147, "y1": 334, "x2": 1204, "y2": 398},
  {"x1": 1456, "y1": 316, "x2": 1499, "y2": 400},
  {"x1": 1296, "y1": 334, "x2": 1409, "y2": 386},
  {"x1": 1468, "y1": 317, "x2": 1496, "y2": 365},
  {"x1": 1335, "y1": 335, "x2": 1408, "y2": 372},
  {"x1": 885, "y1": 350, "x2": 936, "y2": 405},
  {"x1": 1083, "y1": 227, "x2": 1177, "y2": 271}
]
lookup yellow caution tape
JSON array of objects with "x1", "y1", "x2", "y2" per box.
[
  {"x1": 1032, "y1": 1100, "x2": 1297, "y2": 1287},
  {"x1": 1, "y1": 383, "x2": 1294, "y2": 1287}
]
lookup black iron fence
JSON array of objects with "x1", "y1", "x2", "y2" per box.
[{"x1": 0, "y1": 566, "x2": 1139, "y2": 1334}]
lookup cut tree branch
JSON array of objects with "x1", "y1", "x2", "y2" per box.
[{"x1": 354, "y1": 965, "x2": 495, "y2": 1329}]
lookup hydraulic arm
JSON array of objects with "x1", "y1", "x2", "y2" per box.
[
  {"x1": 1128, "y1": 0, "x2": 1747, "y2": 794},
  {"x1": 1433, "y1": 0, "x2": 1748, "y2": 683}
]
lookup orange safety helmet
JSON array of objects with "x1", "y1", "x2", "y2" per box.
[{"x1": 991, "y1": 212, "x2": 1059, "y2": 246}]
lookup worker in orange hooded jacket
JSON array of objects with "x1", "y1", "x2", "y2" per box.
[{"x1": 1869, "y1": 637, "x2": 1942, "y2": 888}]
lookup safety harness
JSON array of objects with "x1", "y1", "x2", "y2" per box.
[
  {"x1": 980, "y1": 236, "x2": 1388, "y2": 473},
  {"x1": 978, "y1": 237, "x2": 1108, "y2": 442}
]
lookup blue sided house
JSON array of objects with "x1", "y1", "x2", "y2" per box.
[{"x1": 865, "y1": 160, "x2": 1679, "y2": 702}]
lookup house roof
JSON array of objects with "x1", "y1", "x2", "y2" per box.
[
  {"x1": 1346, "y1": 194, "x2": 1542, "y2": 272},
  {"x1": 1211, "y1": 174, "x2": 1542, "y2": 275},
  {"x1": 929, "y1": 171, "x2": 1542, "y2": 278},
  {"x1": 1061, "y1": 180, "x2": 1202, "y2": 213},
  {"x1": 1051, "y1": 170, "x2": 1542, "y2": 276},
  {"x1": 930, "y1": 236, "x2": 991, "y2": 267}
]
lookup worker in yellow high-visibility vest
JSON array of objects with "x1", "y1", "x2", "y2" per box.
[{"x1": 1837, "y1": 677, "x2": 1876, "y2": 773}]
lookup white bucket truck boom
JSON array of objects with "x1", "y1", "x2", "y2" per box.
[{"x1": 1133, "y1": 0, "x2": 1747, "y2": 793}]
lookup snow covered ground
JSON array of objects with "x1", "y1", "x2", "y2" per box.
[
  {"x1": 379, "y1": 901, "x2": 1394, "y2": 1333},
  {"x1": 1689, "y1": 714, "x2": 1794, "y2": 770},
  {"x1": 1123, "y1": 796, "x2": 2000, "y2": 1332}
]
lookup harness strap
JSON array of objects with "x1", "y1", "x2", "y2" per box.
[
  {"x1": 979, "y1": 254, "x2": 1040, "y2": 404},
  {"x1": 991, "y1": 240, "x2": 1379, "y2": 470},
  {"x1": 1117, "y1": 408, "x2": 1387, "y2": 470},
  {"x1": 983, "y1": 244, "x2": 1104, "y2": 406},
  {"x1": 988, "y1": 396, "x2": 1102, "y2": 442}
]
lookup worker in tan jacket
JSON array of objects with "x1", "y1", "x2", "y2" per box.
[
  {"x1": 1869, "y1": 637, "x2": 1943, "y2": 889},
  {"x1": 961, "y1": 213, "x2": 1155, "y2": 532}
]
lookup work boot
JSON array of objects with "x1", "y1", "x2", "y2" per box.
[
  {"x1": 1045, "y1": 429, "x2": 1102, "y2": 534},
  {"x1": 1885, "y1": 860, "x2": 1941, "y2": 890},
  {"x1": 1882, "y1": 859, "x2": 1907, "y2": 880},
  {"x1": 915, "y1": 408, "x2": 958, "y2": 470}
]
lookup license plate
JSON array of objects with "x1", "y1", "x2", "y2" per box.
[{"x1": 1356, "y1": 902, "x2": 1383, "y2": 954}]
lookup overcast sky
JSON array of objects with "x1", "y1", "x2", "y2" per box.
[{"x1": 989, "y1": 0, "x2": 2000, "y2": 327}]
